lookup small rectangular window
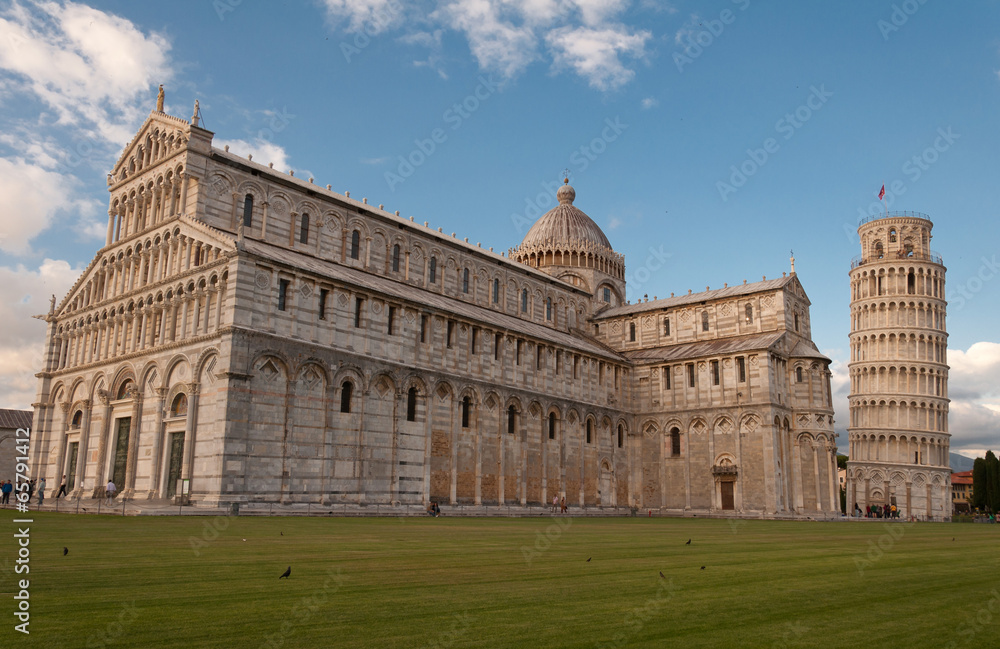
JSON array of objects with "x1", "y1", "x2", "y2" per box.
[
  {"x1": 574, "y1": 355, "x2": 580, "y2": 379},
  {"x1": 555, "y1": 350, "x2": 561, "y2": 375},
  {"x1": 664, "y1": 317, "x2": 670, "y2": 336},
  {"x1": 318, "y1": 288, "x2": 328, "y2": 320},
  {"x1": 471, "y1": 326, "x2": 479, "y2": 354},
  {"x1": 278, "y1": 279, "x2": 290, "y2": 311},
  {"x1": 446, "y1": 320, "x2": 454, "y2": 348},
  {"x1": 536, "y1": 345, "x2": 543, "y2": 369},
  {"x1": 603, "y1": 287, "x2": 611, "y2": 303},
  {"x1": 663, "y1": 366, "x2": 671, "y2": 389},
  {"x1": 737, "y1": 357, "x2": 746, "y2": 383},
  {"x1": 354, "y1": 297, "x2": 363, "y2": 328},
  {"x1": 420, "y1": 315, "x2": 428, "y2": 343},
  {"x1": 712, "y1": 360, "x2": 720, "y2": 386},
  {"x1": 387, "y1": 306, "x2": 396, "y2": 335},
  {"x1": 687, "y1": 363, "x2": 695, "y2": 388},
  {"x1": 493, "y1": 279, "x2": 500, "y2": 304},
  {"x1": 495, "y1": 332, "x2": 502, "y2": 361},
  {"x1": 516, "y1": 340, "x2": 522, "y2": 365}
]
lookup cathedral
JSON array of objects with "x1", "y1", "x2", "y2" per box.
[{"x1": 29, "y1": 95, "x2": 840, "y2": 517}]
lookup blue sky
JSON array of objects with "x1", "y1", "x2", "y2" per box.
[{"x1": 1, "y1": 0, "x2": 998, "y2": 457}]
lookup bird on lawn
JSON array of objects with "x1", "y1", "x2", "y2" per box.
[
  {"x1": 63, "y1": 547, "x2": 68, "y2": 556},
  {"x1": 280, "y1": 532, "x2": 284, "y2": 536},
  {"x1": 685, "y1": 539, "x2": 691, "y2": 545},
  {"x1": 700, "y1": 566, "x2": 705, "y2": 570},
  {"x1": 586, "y1": 557, "x2": 592, "y2": 562},
  {"x1": 279, "y1": 566, "x2": 291, "y2": 579},
  {"x1": 659, "y1": 571, "x2": 666, "y2": 579}
]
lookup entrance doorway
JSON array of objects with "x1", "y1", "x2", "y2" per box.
[
  {"x1": 599, "y1": 462, "x2": 614, "y2": 507},
  {"x1": 166, "y1": 432, "x2": 185, "y2": 498},
  {"x1": 111, "y1": 417, "x2": 130, "y2": 493},
  {"x1": 66, "y1": 442, "x2": 79, "y2": 490},
  {"x1": 721, "y1": 481, "x2": 735, "y2": 510}
]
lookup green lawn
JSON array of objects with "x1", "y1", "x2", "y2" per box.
[{"x1": 3, "y1": 511, "x2": 998, "y2": 648}]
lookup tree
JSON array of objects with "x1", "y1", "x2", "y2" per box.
[
  {"x1": 986, "y1": 451, "x2": 1000, "y2": 514},
  {"x1": 837, "y1": 454, "x2": 848, "y2": 471},
  {"x1": 972, "y1": 457, "x2": 987, "y2": 510}
]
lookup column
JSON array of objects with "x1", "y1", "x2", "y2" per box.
[
  {"x1": 123, "y1": 389, "x2": 143, "y2": 497},
  {"x1": 178, "y1": 172, "x2": 188, "y2": 215},
  {"x1": 106, "y1": 209, "x2": 116, "y2": 246},
  {"x1": 181, "y1": 383, "x2": 200, "y2": 502}
]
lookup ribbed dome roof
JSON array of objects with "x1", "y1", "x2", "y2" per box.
[{"x1": 519, "y1": 182, "x2": 612, "y2": 251}]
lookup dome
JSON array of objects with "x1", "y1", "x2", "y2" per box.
[{"x1": 519, "y1": 181, "x2": 612, "y2": 251}]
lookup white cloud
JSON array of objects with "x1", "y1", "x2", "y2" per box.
[
  {"x1": 320, "y1": 0, "x2": 406, "y2": 35},
  {"x1": 546, "y1": 24, "x2": 649, "y2": 90},
  {"x1": 0, "y1": 157, "x2": 78, "y2": 255},
  {"x1": 0, "y1": 258, "x2": 82, "y2": 409},
  {"x1": 327, "y1": 0, "x2": 650, "y2": 90},
  {"x1": 641, "y1": 97, "x2": 659, "y2": 109},
  {"x1": 360, "y1": 156, "x2": 390, "y2": 165},
  {"x1": 215, "y1": 138, "x2": 291, "y2": 174},
  {"x1": 607, "y1": 216, "x2": 622, "y2": 230},
  {"x1": 0, "y1": 0, "x2": 172, "y2": 145}
]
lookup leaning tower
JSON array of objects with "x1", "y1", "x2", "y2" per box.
[{"x1": 846, "y1": 212, "x2": 951, "y2": 521}]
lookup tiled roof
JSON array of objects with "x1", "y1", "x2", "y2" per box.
[
  {"x1": 595, "y1": 276, "x2": 798, "y2": 319},
  {"x1": 0, "y1": 409, "x2": 32, "y2": 430},
  {"x1": 622, "y1": 332, "x2": 785, "y2": 363},
  {"x1": 242, "y1": 239, "x2": 625, "y2": 362}
]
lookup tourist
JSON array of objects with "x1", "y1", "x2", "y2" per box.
[
  {"x1": 105, "y1": 480, "x2": 117, "y2": 505},
  {"x1": 0, "y1": 480, "x2": 11, "y2": 505},
  {"x1": 37, "y1": 477, "x2": 45, "y2": 508},
  {"x1": 56, "y1": 475, "x2": 68, "y2": 498},
  {"x1": 27, "y1": 478, "x2": 35, "y2": 503},
  {"x1": 552, "y1": 494, "x2": 558, "y2": 513},
  {"x1": 560, "y1": 496, "x2": 566, "y2": 514}
]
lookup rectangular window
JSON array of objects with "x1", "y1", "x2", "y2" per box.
[
  {"x1": 663, "y1": 366, "x2": 671, "y2": 389},
  {"x1": 278, "y1": 279, "x2": 289, "y2": 311},
  {"x1": 420, "y1": 315, "x2": 428, "y2": 343},
  {"x1": 493, "y1": 279, "x2": 500, "y2": 304},
  {"x1": 687, "y1": 363, "x2": 695, "y2": 388},
  {"x1": 318, "y1": 288, "x2": 328, "y2": 320},
  {"x1": 516, "y1": 340, "x2": 522, "y2": 365},
  {"x1": 555, "y1": 350, "x2": 561, "y2": 375},
  {"x1": 471, "y1": 326, "x2": 479, "y2": 354},
  {"x1": 354, "y1": 297, "x2": 363, "y2": 328},
  {"x1": 536, "y1": 345, "x2": 543, "y2": 370},
  {"x1": 603, "y1": 287, "x2": 611, "y2": 302},
  {"x1": 737, "y1": 356, "x2": 746, "y2": 383},
  {"x1": 387, "y1": 306, "x2": 396, "y2": 335},
  {"x1": 446, "y1": 320, "x2": 454, "y2": 348},
  {"x1": 664, "y1": 317, "x2": 670, "y2": 336},
  {"x1": 614, "y1": 366, "x2": 619, "y2": 389},
  {"x1": 495, "y1": 332, "x2": 502, "y2": 361},
  {"x1": 574, "y1": 355, "x2": 580, "y2": 379},
  {"x1": 712, "y1": 360, "x2": 720, "y2": 386}
]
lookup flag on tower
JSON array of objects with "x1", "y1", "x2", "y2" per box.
[{"x1": 878, "y1": 184, "x2": 885, "y2": 201}]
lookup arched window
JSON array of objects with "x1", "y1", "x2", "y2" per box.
[
  {"x1": 586, "y1": 419, "x2": 593, "y2": 444},
  {"x1": 340, "y1": 381, "x2": 353, "y2": 413},
  {"x1": 493, "y1": 278, "x2": 500, "y2": 303},
  {"x1": 874, "y1": 242, "x2": 884, "y2": 259},
  {"x1": 429, "y1": 257, "x2": 437, "y2": 283},
  {"x1": 71, "y1": 411, "x2": 82, "y2": 428},
  {"x1": 171, "y1": 393, "x2": 188, "y2": 417},
  {"x1": 745, "y1": 304, "x2": 753, "y2": 324},
  {"x1": 507, "y1": 405, "x2": 517, "y2": 435},
  {"x1": 300, "y1": 213, "x2": 309, "y2": 244},
  {"x1": 795, "y1": 367, "x2": 803, "y2": 383},
  {"x1": 242, "y1": 194, "x2": 253, "y2": 227},
  {"x1": 548, "y1": 412, "x2": 556, "y2": 440},
  {"x1": 629, "y1": 322, "x2": 636, "y2": 342},
  {"x1": 391, "y1": 244, "x2": 400, "y2": 272},
  {"x1": 546, "y1": 298, "x2": 552, "y2": 321},
  {"x1": 406, "y1": 387, "x2": 417, "y2": 422},
  {"x1": 462, "y1": 268, "x2": 469, "y2": 294},
  {"x1": 521, "y1": 289, "x2": 528, "y2": 313},
  {"x1": 889, "y1": 228, "x2": 897, "y2": 243},
  {"x1": 350, "y1": 230, "x2": 360, "y2": 260},
  {"x1": 461, "y1": 396, "x2": 471, "y2": 428},
  {"x1": 617, "y1": 424, "x2": 624, "y2": 448},
  {"x1": 702, "y1": 311, "x2": 709, "y2": 331},
  {"x1": 670, "y1": 428, "x2": 681, "y2": 456}
]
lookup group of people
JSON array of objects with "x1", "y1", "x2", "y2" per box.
[
  {"x1": 426, "y1": 501, "x2": 442, "y2": 517},
  {"x1": 551, "y1": 495, "x2": 567, "y2": 514},
  {"x1": 0, "y1": 477, "x2": 46, "y2": 507},
  {"x1": 854, "y1": 502, "x2": 899, "y2": 518}
]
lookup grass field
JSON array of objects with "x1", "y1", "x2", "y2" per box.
[{"x1": 2, "y1": 511, "x2": 998, "y2": 648}]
